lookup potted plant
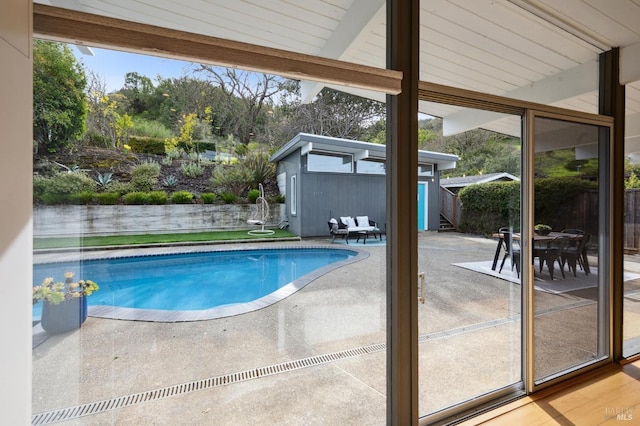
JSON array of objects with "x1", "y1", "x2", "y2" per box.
[
  {"x1": 534, "y1": 224, "x2": 552, "y2": 236},
  {"x1": 33, "y1": 272, "x2": 99, "y2": 334}
]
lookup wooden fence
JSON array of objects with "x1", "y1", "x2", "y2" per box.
[{"x1": 438, "y1": 187, "x2": 640, "y2": 251}]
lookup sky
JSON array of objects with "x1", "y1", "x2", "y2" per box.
[{"x1": 72, "y1": 46, "x2": 196, "y2": 92}]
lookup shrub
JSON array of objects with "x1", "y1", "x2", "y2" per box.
[
  {"x1": 458, "y1": 181, "x2": 520, "y2": 235},
  {"x1": 457, "y1": 176, "x2": 597, "y2": 235},
  {"x1": 162, "y1": 156, "x2": 173, "y2": 166},
  {"x1": 196, "y1": 141, "x2": 216, "y2": 152},
  {"x1": 201, "y1": 192, "x2": 216, "y2": 204},
  {"x1": 242, "y1": 152, "x2": 275, "y2": 188},
  {"x1": 40, "y1": 193, "x2": 69, "y2": 205},
  {"x1": 270, "y1": 194, "x2": 285, "y2": 204},
  {"x1": 210, "y1": 165, "x2": 251, "y2": 196},
  {"x1": 165, "y1": 147, "x2": 182, "y2": 160},
  {"x1": 220, "y1": 192, "x2": 237, "y2": 204},
  {"x1": 171, "y1": 191, "x2": 193, "y2": 204},
  {"x1": 123, "y1": 191, "x2": 149, "y2": 205},
  {"x1": 68, "y1": 191, "x2": 96, "y2": 205},
  {"x1": 105, "y1": 181, "x2": 132, "y2": 195},
  {"x1": 247, "y1": 188, "x2": 260, "y2": 204},
  {"x1": 33, "y1": 175, "x2": 50, "y2": 201},
  {"x1": 148, "y1": 191, "x2": 168, "y2": 205},
  {"x1": 181, "y1": 162, "x2": 204, "y2": 178},
  {"x1": 130, "y1": 160, "x2": 160, "y2": 192},
  {"x1": 127, "y1": 136, "x2": 166, "y2": 155},
  {"x1": 130, "y1": 118, "x2": 173, "y2": 139},
  {"x1": 47, "y1": 171, "x2": 97, "y2": 195},
  {"x1": 95, "y1": 192, "x2": 120, "y2": 205}
]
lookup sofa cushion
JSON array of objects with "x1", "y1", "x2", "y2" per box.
[{"x1": 356, "y1": 216, "x2": 370, "y2": 227}]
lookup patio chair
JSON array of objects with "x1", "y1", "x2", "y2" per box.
[
  {"x1": 328, "y1": 218, "x2": 349, "y2": 243},
  {"x1": 498, "y1": 229, "x2": 520, "y2": 278},
  {"x1": 533, "y1": 236, "x2": 568, "y2": 280},
  {"x1": 560, "y1": 229, "x2": 591, "y2": 275},
  {"x1": 560, "y1": 232, "x2": 589, "y2": 277}
]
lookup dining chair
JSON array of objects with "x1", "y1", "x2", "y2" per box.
[
  {"x1": 499, "y1": 229, "x2": 520, "y2": 278},
  {"x1": 533, "y1": 236, "x2": 567, "y2": 280},
  {"x1": 560, "y1": 229, "x2": 590, "y2": 276}
]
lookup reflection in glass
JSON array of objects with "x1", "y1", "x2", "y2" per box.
[
  {"x1": 307, "y1": 151, "x2": 353, "y2": 172},
  {"x1": 418, "y1": 112, "x2": 522, "y2": 416},
  {"x1": 532, "y1": 116, "x2": 608, "y2": 383}
]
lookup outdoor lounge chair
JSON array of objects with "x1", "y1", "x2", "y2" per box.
[{"x1": 328, "y1": 218, "x2": 350, "y2": 243}]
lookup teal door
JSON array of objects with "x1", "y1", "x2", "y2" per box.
[{"x1": 418, "y1": 183, "x2": 426, "y2": 230}]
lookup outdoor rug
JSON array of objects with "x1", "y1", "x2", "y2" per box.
[{"x1": 453, "y1": 260, "x2": 640, "y2": 294}]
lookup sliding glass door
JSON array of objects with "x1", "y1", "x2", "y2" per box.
[
  {"x1": 528, "y1": 112, "x2": 612, "y2": 388},
  {"x1": 418, "y1": 106, "x2": 523, "y2": 419}
]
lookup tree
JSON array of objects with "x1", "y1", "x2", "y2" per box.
[
  {"x1": 33, "y1": 40, "x2": 87, "y2": 153},
  {"x1": 120, "y1": 72, "x2": 155, "y2": 115},
  {"x1": 195, "y1": 66, "x2": 283, "y2": 144},
  {"x1": 283, "y1": 86, "x2": 385, "y2": 140}
]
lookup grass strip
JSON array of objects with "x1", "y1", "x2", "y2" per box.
[{"x1": 34, "y1": 229, "x2": 297, "y2": 249}]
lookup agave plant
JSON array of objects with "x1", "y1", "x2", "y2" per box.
[
  {"x1": 95, "y1": 172, "x2": 113, "y2": 187},
  {"x1": 163, "y1": 174, "x2": 178, "y2": 188}
]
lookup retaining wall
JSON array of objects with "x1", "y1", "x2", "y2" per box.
[{"x1": 34, "y1": 204, "x2": 287, "y2": 237}]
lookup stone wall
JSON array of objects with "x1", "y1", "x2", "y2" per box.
[{"x1": 34, "y1": 204, "x2": 287, "y2": 237}]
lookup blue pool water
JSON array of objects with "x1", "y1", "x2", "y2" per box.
[{"x1": 33, "y1": 248, "x2": 357, "y2": 319}]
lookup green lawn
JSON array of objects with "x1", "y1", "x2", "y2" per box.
[{"x1": 34, "y1": 228, "x2": 298, "y2": 249}]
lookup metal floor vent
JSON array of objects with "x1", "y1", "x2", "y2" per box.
[{"x1": 32, "y1": 342, "x2": 387, "y2": 425}]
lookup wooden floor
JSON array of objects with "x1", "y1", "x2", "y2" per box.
[{"x1": 461, "y1": 359, "x2": 640, "y2": 425}]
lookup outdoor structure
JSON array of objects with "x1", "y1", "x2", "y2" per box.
[
  {"x1": 3, "y1": 1, "x2": 640, "y2": 425},
  {"x1": 440, "y1": 172, "x2": 520, "y2": 194},
  {"x1": 270, "y1": 133, "x2": 458, "y2": 236}
]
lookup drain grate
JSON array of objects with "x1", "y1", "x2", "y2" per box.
[{"x1": 32, "y1": 342, "x2": 387, "y2": 425}]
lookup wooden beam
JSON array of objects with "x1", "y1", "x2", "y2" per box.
[
  {"x1": 33, "y1": 3, "x2": 401, "y2": 96},
  {"x1": 387, "y1": 0, "x2": 419, "y2": 424},
  {"x1": 599, "y1": 48, "x2": 625, "y2": 361}
]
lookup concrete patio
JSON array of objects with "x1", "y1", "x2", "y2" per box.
[{"x1": 31, "y1": 232, "x2": 640, "y2": 425}]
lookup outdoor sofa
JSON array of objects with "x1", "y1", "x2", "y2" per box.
[{"x1": 328, "y1": 216, "x2": 380, "y2": 244}]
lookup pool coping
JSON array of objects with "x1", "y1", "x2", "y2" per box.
[{"x1": 34, "y1": 245, "x2": 370, "y2": 323}]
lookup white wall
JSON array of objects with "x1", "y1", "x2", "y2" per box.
[{"x1": 0, "y1": 0, "x2": 32, "y2": 423}]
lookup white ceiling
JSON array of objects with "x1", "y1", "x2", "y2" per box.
[{"x1": 38, "y1": 0, "x2": 640, "y2": 154}]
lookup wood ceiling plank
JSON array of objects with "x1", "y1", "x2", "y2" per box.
[
  {"x1": 536, "y1": 0, "x2": 638, "y2": 46},
  {"x1": 420, "y1": 27, "x2": 546, "y2": 82},
  {"x1": 93, "y1": 0, "x2": 326, "y2": 51},
  {"x1": 33, "y1": 3, "x2": 401, "y2": 95},
  {"x1": 426, "y1": 0, "x2": 581, "y2": 70},
  {"x1": 451, "y1": 0, "x2": 599, "y2": 61},
  {"x1": 420, "y1": 10, "x2": 562, "y2": 77},
  {"x1": 420, "y1": 40, "x2": 530, "y2": 88}
]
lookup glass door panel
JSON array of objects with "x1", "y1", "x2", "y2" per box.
[
  {"x1": 418, "y1": 109, "x2": 523, "y2": 417},
  {"x1": 531, "y1": 114, "x2": 611, "y2": 385}
]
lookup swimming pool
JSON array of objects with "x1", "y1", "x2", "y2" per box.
[{"x1": 33, "y1": 247, "x2": 364, "y2": 322}]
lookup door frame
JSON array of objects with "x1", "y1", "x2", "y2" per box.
[{"x1": 524, "y1": 109, "x2": 614, "y2": 393}]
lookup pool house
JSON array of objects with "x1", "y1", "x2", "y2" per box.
[{"x1": 270, "y1": 133, "x2": 458, "y2": 237}]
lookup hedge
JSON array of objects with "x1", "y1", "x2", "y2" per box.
[
  {"x1": 127, "y1": 136, "x2": 166, "y2": 155},
  {"x1": 457, "y1": 177, "x2": 597, "y2": 235}
]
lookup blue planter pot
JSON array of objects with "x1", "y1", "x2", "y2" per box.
[{"x1": 41, "y1": 296, "x2": 88, "y2": 334}]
